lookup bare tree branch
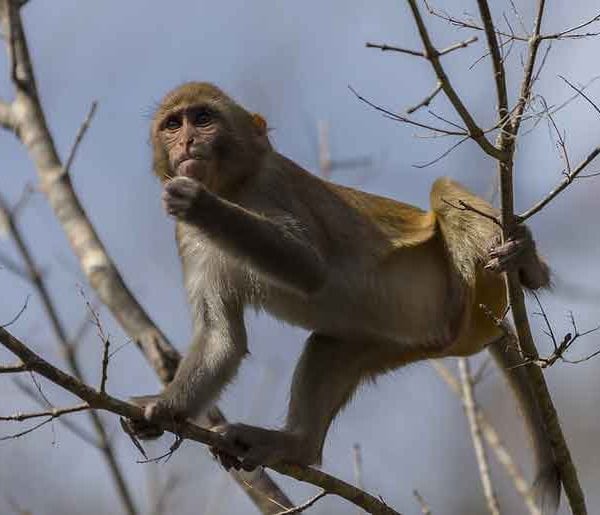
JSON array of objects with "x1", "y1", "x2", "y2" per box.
[
  {"x1": 406, "y1": 83, "x2": 442, "y2": 114},
  {"x1": 458, "y1": 358, "x2": 500, "y2": 515},
  {"x1": 404, "y1": 0, "x2": 503, "y2": 159},
  {"x1": 431, "y1": 360, "x2": 541, "y2": 515},
  {"x1": 519, "y1": 146, "x2": 600, "y2": 222},
  {"x1": 559, "y1": 75, "x2": 600, "y2": 117},
  {"x1": 365, "y1": 42, "x2": 424, "y2": 57},
  {"x1": 0, "y1": 326, "x2": 403, "y2": 515},
  {"x1": 0, "y1": 99, "x2": 15, "y2": 129},
  {"x1": 274, "y1": 491, "x2": 327, "y2": 515},
  {"x1": 476, "y1": 0, "x2": 508, "y2": 120},
  {"x1": 412, "y1": 490, "x2": 432, "y2": 515},
  {"x1": 63, "y1": 100, "x2": 97, "y2": 178},
  {"x1": 366, "y1": 35, "x2": 478, "y2": 58},
  {"x1": 0, "y1": 184, "x2": 138, "y2": 515},
  {"x1": 423, "y1": 0, "x2": 529, "y2": 42},
  {"x1": 0, "y1": 363, "x2": 25, "y2": 373},
  {"x1": 542, "y1": 13, "x2": 600, "y2": 40},
  {"x1": 473, "y1": 1, "x2": 587, "y2": 512},
  {"x1": 0, "y1": 402, "x2": 89, "y2": 422},
  {"x1": 349, "y1": 85, "x2": 467, "y2": 136},
  {"x1": 13, "y1": 377, "x2": 99, "y2": 446}
]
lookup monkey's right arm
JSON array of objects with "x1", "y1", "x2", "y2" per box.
[
  {"x1": 164, "y1": 176, "x2": 327, "y2": 295},
  {"x1": 134, "y1": 296, "x2": 248, "y2": 422}
]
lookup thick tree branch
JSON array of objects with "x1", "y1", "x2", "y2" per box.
[
  {"x1": 0, "y1": 99, "x2": 15, "y2": 129},
  {"x1": 0, "y1": 326, "x2": 402, "y2": 515},
  {"x1": 0, "y1": 1, "x2": 292, "y2": 512},
  {"x1": 475, "y1": 1, "x2": 587, "y2": 512}
]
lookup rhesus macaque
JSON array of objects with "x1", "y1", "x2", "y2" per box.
[{"x1": 133, "y1": 82, "x2": 558, "y2": 510}]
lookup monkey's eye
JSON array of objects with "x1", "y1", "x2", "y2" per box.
[
  {"x1": 191, "y1": 109, "x2": 212, "y2": 127},
  {"x1": 163, "y1": 116, "x2": 181, "y2": 131}
]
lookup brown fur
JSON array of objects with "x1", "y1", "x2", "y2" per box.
[{"x1": 132, "y1": 83, "x2": 557, "y2": 512}]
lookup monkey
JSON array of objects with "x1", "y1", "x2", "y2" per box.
[{"x1": 132, "y1": 82, "x2": 558, "y2": 511}]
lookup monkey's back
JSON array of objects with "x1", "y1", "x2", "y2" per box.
[{"x1": 235, "y1": 157, "x2": 495, "y2": 353}]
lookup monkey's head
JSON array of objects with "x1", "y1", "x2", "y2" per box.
[{"x1": 151, "y1": 82, "x2": 270, "y2": 192}]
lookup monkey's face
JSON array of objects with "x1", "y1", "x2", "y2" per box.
[
  {"x1": 152, "y1": 83, "x2": 271, "y2": 192},
  {"x1": 155, "y1": 104, "x2": 226, "y2": 184}
]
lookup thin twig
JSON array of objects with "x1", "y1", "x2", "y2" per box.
[
  {"x1": 62, "y1": 101, "x2": 97, "y2": 178},
  {"x1": 0, "y1": 417, "x2": 52, "y2": 441},
  {"x1": 0, "y1": 363, "x2": 26, "y2": 373},
  {"x1": 441, "y1": 198, "x2": 502, "y2": 227},
  {"x1": 405, "y1": 0, "x2": 503, "y2": 159},
  {"x1": 349, "y1": 85, "x2": 467, "y2": 136},
  {"x1": 406, "y1": 83, "x2": 442, "y2": 114},
  {"x1": 519, "y1": 146, "x2": 600, "y2": 221},
  {"x1": 412, "y1": 490, "x2": 432, "y2": 515},
  {"x1": 412, "y1": 136, "x2": 469, "y2": 168},
  {"x1": 559, "y1": 75, "x2": 600, "y2": 117},
  {"x1": 438, "y1": 36, "x2": 479, "y2": 56},
  {"x1": 365, "y1": 42, "x2": 424, "y2": 57},
  {"x1": 0, "y1": 294, "x2": 29, "y2": 328},
  {"x1": 274, "y1": 491, "x2": 328, "y2": 515},
  {"x1": 422, "y1": 0, "x2": 529, "y2": 41},
  {"x1": 353, "y1": 443, "x2": 365, "y2": 515},
  {"x1": 366, "y1": 36, "x2": 478, "y2": 58},
  {"x1": 0, "y1": 403, "x2": 89, "y2": 422},
  {"x1": 12, "y1": 377, "x2": 98, "y2": 446},
  {"x1": 542, "y1": 13, "x2": 600, "y2": 40}
]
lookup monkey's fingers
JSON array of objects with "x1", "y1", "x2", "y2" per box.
[
  {"x1": 120, "y1": 416, "x2": 164, "y2": 441},
  {"x1": 486, "y1": 237, "x2": 528, "y2": 274},
  {"x1": 210, "y1": 446, "x2": 243, "y2": 471}
]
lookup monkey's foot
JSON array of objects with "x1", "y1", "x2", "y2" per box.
[
  {"x1": 213, "y1": 424, "x2": 319, "y2": 471},
  {"x1": 485, "y1": 225, "x2": 531, "y2": 274}
]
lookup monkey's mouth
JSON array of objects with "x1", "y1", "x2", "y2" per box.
[{"x1": 176, "y1": 157, "x2": 204, "y2": 178}]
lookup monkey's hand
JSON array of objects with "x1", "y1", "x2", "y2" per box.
[
  {"x1": 212, "y1": 424, "x2": 320, "y2": 471},
  {"x1": 162, "y1": 176, "x2": 211, "y2": 222},
  {"x1": 485, "y1": 225, "x2": 550, "y2": 290},
  {"x1": 128, "y1": 394, "x2": 183, "y2": 440}
]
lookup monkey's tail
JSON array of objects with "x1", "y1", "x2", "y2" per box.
[{"x1": 488, "y1": 338, "x2": 561, "y2": 514}]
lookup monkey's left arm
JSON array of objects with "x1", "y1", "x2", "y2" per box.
[{"x1": 164, "y1": 177, "x2": 326, "y2": 294}]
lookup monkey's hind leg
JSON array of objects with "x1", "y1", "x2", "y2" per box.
[{"x1": 216, "y1": 333, "x2": 398, "y2": 471}]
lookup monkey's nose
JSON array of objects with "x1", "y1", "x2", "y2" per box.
[{"x1": 185, "y1": 136, "x2": 197, "y2": 152}]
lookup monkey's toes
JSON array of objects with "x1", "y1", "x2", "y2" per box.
[{"x1": 216, "y1": 424, "x2": 317, "y2": 470}]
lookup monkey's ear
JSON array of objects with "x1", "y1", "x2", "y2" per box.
[{"x1": 251, "y1": 113, "x2": 268, "y2": 137}]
